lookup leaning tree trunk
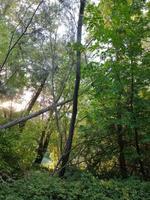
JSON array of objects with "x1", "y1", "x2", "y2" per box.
[
  {"x1": 58, "y1": 0, "x2": 86, "y2": 177},
  {"x1": 19, "y1": 75, "x2": 48, "y2": 130}
]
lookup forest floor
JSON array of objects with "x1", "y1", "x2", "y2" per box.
[{"x1": 0, "y1": 170, "x2": 150, "y2": 200}]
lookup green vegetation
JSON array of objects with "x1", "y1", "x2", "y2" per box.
[
  {"x1": 0, "y1": 0, "x2": 150, "y2": 199},
  {"x1": 1, "y1": 171, "x2": 150, "y2": 200}
]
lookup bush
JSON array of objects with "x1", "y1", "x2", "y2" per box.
[{"x1": 0, "y1": 171, "x2": 150, "y2": 200}]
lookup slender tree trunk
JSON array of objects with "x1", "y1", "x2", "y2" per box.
[
  {"x1": 129, "y1": 60, "x2": 145, "y2": 178},
  {"x1": 19, "y1": 75, "x2": 48, "y2": 130},
  {"x1": 27, "y1": 77, "x2": 47, "y2": 114},
  {"x1": 34, "y1": 131, "x2": 51, "y2": 164},
  {"x1": 116, "y1": 121, "x2": 128, "y2": 178},
  {"x1": 114, "y1": 50, "x2": 127, "y2": 178},
  {"x1": 55, "y1": 107, "x2": 63, "y2": 156},
  {"x1": 34, "y1": 115, "x2": 52, "y2": 164},
  {"x1": 58, "y1": 0, "x2": 86, "y2": 177},
  {"x1": 134, "y1": 127, "x2": 146, "y2": 178},
  {"x1": 51, "y1": 73, "x2": 63, "y2": 156}
]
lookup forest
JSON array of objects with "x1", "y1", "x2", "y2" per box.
[{"x1": 0, "y1": 0, "x2": 150, "y2": 199}]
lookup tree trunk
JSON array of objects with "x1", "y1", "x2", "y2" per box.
[
  {"x1": 117, "y1": 122, "x2": 128, "y2": 178},
  {"x1": 134, "y1": 127, "x2": 146, "y2": 178},
  {"x1": 34, "y1": 116, "x2": 51, "y2": 164},
  {"x1": 114, "y1": 49, "x2": 127, "y2": 178},
  {"x1": 34, "y1": 131, "x2": 51, "y2": 164},
  {"x1": 19, "y1": 75, "x2": 48, "y2": 130},
  {"x1": 58, "y1": 0, "x2": 86, "y2": 177},
  {"x1": 54, "y1": 107, "x2": 63, "y2": 156},
  {"x1": 129, "y1": 60, "x2": 145, "y2": 179},
  {"x1": 51, "y1": 72, "x2": 63, "y2": 157},
  {"x1": 0, "y1": 99, "x2": 72, "y2": 130}
]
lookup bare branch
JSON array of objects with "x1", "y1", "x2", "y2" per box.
[{"x1": 0, "y1": 0, "x2": 44, "y2": 72}]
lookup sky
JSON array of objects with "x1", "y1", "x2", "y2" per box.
[{"x1": 0, "y1": 91, "x2": 33, "y2": 112}]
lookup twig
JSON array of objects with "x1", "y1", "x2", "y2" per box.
[{"x1": 0, "y1": 0, "x2": 44, "y2": 72}]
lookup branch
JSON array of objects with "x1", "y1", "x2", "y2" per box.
[
  {"x1": 0, "y1": 99, "x2": 72, "y2": 130},
  {"x1": 0, "y1": 0, "x2": 44, "y2": 72}
]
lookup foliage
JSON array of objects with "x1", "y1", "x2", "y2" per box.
[
  {"x1": 75, "y1": 0, "x2": 150, "y2": 178},
  {"x1": 0, "y1": 171, "x2": 150, "y2": 200},
  {"x1": 0, "y1": 116, "x2": 45, "y2": 174},
  {"x1": 0, "y1": 0, "x2": 150, "y2": 192}
]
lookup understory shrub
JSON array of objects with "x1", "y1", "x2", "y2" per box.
[{"x1": 0, "y1": 171, "x2": 150, "y2": 200}]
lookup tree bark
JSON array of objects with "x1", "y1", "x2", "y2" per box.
[
  {"x1": 19, "y1": 75, "x2": 48, "y2": 130},
  {"x1": 58, "y1": 0, "x2": 86, "y2": 177},
  {"x1": 0, "y1": 99, "x2": 72, "y2": 130},
  {"x1": 34, "y1": 116, "x2": 52, "y2": 164},
  {"x1": 115, "y1": 50, "x2": 127, "y2": 178},
  {"x1": 129, "y1": 59, "x2": 145, "y2": 179},
  {"x1": 116, "y1": 120, "x2": 128, "y2": 178},
  {"x1": 134, "y1": 127, "x2": 146, "y2": 178}
]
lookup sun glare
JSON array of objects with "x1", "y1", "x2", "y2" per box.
[{"x1": 0, "y1": 91, "x2": 33, "y2": 112}]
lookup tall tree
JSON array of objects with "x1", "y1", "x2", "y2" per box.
[{"x1": 58, "y1": 0, "x2": 86, "y2": 177}]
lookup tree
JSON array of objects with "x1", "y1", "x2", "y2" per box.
[
  {"x1": 78, "y1": 0, "x2": 150, "y2": 178},
  {"x1": 58, "y1": 0, "x2": 86, "y2": 177}
]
